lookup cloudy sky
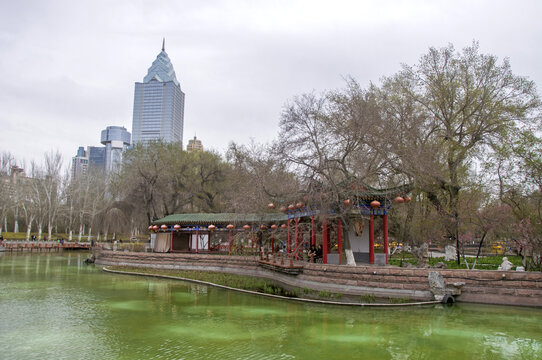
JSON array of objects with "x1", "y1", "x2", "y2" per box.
[{"x1": 1, "y1": 0, "x2": 541, "y2": 168}]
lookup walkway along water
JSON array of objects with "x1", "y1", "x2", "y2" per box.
[
  {"x1": 0, "y1": 241, "x2": 91, "y2": 252},
  {"x1": 95, "y1": 250, "x2": 542, "y2": 307}
]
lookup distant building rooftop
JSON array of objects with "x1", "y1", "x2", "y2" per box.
[{"x1": 187, "y1": 135, "x2": 203, "y2": 152}]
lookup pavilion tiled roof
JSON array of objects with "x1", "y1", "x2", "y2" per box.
[
  {"x1": 153, "y1": 213, "x2": 288, "y2": 225},
  {"x1": 153, "y1": 184, "x2": 413, "y2": 225},
  {"x1": 351, "y1": 183, "x2": 413, "y2": 200}
]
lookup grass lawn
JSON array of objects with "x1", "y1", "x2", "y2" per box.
[{"x1": 389, "y1": 252, "x2": 525, "y2": 270}]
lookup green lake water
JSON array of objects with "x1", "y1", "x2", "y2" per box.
[{"x1": 0, "y1": 252, "x2": 541, "y2": 360}]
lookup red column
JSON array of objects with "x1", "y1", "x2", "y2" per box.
[
  {"x1": 295, "y1": 218, "x2": 299, "y2": 260},
  {"x1": 299, "y1": 225, "x2": 303, "y2": 254},
  {"x1": 338, "y1": 219, "x2": 343, "y2": 265},
  {"x1": 311, "y1": 216, "x2": 316, "y2": 246},
  {"x1": 287, "y1": 219, "x2": 291, "y2": 254},
  {"x1": 326, "y1": 224, "x2": 331, "y2": 252},
  {"x1": 322, "y1": 219, "x2": 328, "y2": 264},
  {"x1": 228, "y1": 229, "x2": 232, "y2": 253},
  {"x1": 195, "y1": 227, "x2": 199, "y2": 253},
  {"x1": 383, "y1": 214, "x2": 389, "y2": 264},
  {"x1": 369, "y1": 215, "x2": 374, "y2": 264},
  {"x1": 170, "y1": 230, "x2": 173, "y2": 252}
]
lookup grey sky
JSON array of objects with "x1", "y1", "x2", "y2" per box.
[{"x1": 1, "y1": 0, "x2": 541, "y2": 169}]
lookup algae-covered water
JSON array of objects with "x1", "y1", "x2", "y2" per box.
[{"x1": 0, "y1": 252, "x2": 541, "y2": 359}]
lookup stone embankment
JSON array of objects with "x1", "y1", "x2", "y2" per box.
[{"x1": 95, "y1": 250, "x2": 542, "y2": 307}]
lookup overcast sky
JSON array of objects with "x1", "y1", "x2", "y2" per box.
[{"x1": 1, "y1": 0, "x2": 541, "y2": 169}]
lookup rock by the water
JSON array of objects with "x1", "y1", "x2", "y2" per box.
[
  {"x1": 428, "y1": 271, "x2": 464, "y2": 301},
  {"x1": 84, "y1": 254, "x2": 96, "y2": 264}
]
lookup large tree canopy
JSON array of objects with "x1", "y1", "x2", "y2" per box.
[
  {"x1": 377, "y1": 42, "x2": 540, "y2": 262},
  {"x1": 274, "y1": 42, "x2": 540, "y2": 265}
]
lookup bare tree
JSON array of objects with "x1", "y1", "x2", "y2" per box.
[
  {"x1": 226, "y1": 140, "x2": 299, "y2": 213},
  {"x1": 41, "y1": 151, "x2": 63, "y2": 239},
  {"x1": 275, "y1": 82, "x2": 394, "y2": 265},
  {"x1": 0, "y1": 152, "x2": 15, "y2": 234},
  {"x1": 378, "y1": 42, "x2": 541, "y2": 263}
]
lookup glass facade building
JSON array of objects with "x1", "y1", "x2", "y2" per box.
[
  {"x1": 131, "y1": 42, "x2": 185, "y2": 145},
  {"x1": 100, "y1": 126, "x2": 131, "y2": 175},
  {"x1": 87, "y1": 146, "x2": 105, "y2": 170},
  {"x1": 71, "y1": 128, "x2": 129, "y2": 180}
]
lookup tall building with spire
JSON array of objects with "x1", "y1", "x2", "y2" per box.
[{"x1": 131, "y1": 39, "x2": 185, "y2": 145}]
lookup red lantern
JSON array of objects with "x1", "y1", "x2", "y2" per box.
[
  {"x1": 343, "y1": 199, "x2": 351, "y2": 207},
  {"x1": 260, "y1": 224, "x2": 267, "y2": 230},
  {"x1": 226, "y1": 224, "x2": 234, "y2": 230},
  {"x1": 148, "y1": 225, "x2": 153, "y2": 231},
  {"x1": 243, "y1": 224, "x2": 251, "y2": 230},
  {"x1": 403, "y1": 196, "x2": 411, "y2": 203},
  {"x1": 288, "y1": 204, "x2": 295, "y2": 211},
  {"x1": 208, "y1": 224, "x2": 216, "y2": 231},
  {"x1": 281, "y1": 224, "x2": 287, "y2": 229},
  {"x1": 296, "y1": 202, "x2": 304, "y2": 209},
  {"x1": 270, "y1": 224, "x2": 277, "y2": 230},
  {"x1": 370, "y1": 200, "x2": 381, "y2": 209},
  {"x1": 152, "y1": 225, "x2": 159, "y2": 231},
  {"x1": 268, "y1": 203, "x2": 275, "y2": 209},
  {"x1": 279, "y1": 206, "x2": 288, "y2": 213},
  {"x1": 173, "y1": 224, "x2": 181, "y2": 230},
  {"x1": 394, "y1": 196, "x2": 404, "y2": 204},
  {"x1": 161, "y1": 224, "x2": 168, "y2": 230}
]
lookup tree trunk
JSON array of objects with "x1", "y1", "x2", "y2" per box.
[
  {"x1": 25, "y1": 220, "x2": 32, "y2": 241},
  {"x1": 342, "y1": 220, "x2": 356, "y2": 266},
  {"x1": 472, "y1": 232, "x2": 487, "y2": 269}
]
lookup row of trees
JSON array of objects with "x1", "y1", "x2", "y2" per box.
[
  {"x1": 0, "y1": 151, "x2": 113, "y2": 241},
  {"x1": 1, "y1": 151, "x2": 63, "y2": 239},
  {"x1": 1, "y1": 42, "x2": 540, "y2": 269},
  {"x1": 0, "y1": 141, "x2": 294, "y2": 241},
  {"x1": 272, "y1": 42, "x2": 541, "y2": 268}
]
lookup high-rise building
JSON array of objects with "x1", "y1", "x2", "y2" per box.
[
  {"x1": 100, "y1": 126, "x2": 131, "y2": 175},
  {"x1": 72, "y1": 127, "x2": 130, "y2": 180},
  {"x1": 131, "y1": 39, "x2": 185, "y2": 145},
  {"x1": 87, "y1": 146, "x2": 106, "y2": 170},
  {"x1": 71, "y1": 147, "x2": 89, "y2": 180},
  {"x1": 186, "y1": 135, "x2": 203, "y2": 152}
]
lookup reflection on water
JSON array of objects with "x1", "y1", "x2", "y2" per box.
[{"x1": 0, "y1": 252, "x2": 541, "y2": 359}]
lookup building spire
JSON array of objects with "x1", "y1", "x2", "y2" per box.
[{"x1": 162, "y1": 37, "x2": 165, "y2": 52}]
